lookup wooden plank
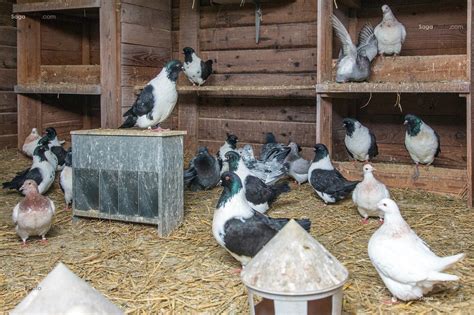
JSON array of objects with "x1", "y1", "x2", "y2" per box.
[
  {"x1": 121, "y1": 43, "x2": 170, "y2": 67},
  {"x1": 121, "y1": 2, "x2": 171, "y2": 30},
  {"x1": 317, "y1": 0, "x2": 332, "y2": 83},
  {"x1": 198, "y1": 117, "x2": 316, "y2": 147},
  {"x1": 40, "y1": 65, "x2": 100, "y2": 85},
  {"x1": 100, "y1": 0, "x2": 121, "y2": 128},
  {"x1": 316, "y1": 95, "x2": 332, "y2": 153},
  {"x1": 121, "y1": 65, "x2": 159, "y2": 87},
  {"x1": 0, "y1": 45, "x2": 16, "y2": 69},
  {"x1": 121, "y1": 23, "x2": 171, "y2": 48},
  {"x1": 0, "y1": 112, "x2": 18, "y2": 134},
  {"x1": 177, "y1": 85, "x2": 315, "y2": 98},
  {"x1": 15, "y1": 83, "x2": 101, "y2": 94},
  {"x1": 201, "y1": 48, "x2": 317, "y2": 74},
  {"x1": 0, "y1": 68, "x2": 16, "y2": 90},
  {"x1": 317, "y1": 81, "x2": 471, "y2": 94},
  {"x1": 121, "y1": 0, "x2": 170, "y2": 11},
  {"x1": 0, "y1": 26, "x2": 17, "y2": 46},
  {"x1": 41, "y1": 18, "x2": 83, "y2": 52},
  {"x1": 199, "y1": 23, "x2": 317, "y2": 51},
  {"x1": 13, "y1": 0, "x2": 100, "y2": 13},
  {"x1": 467, "y1": 0, "x2": 473, "y2": 206},
  {"x1": 334, "y1": 161, "x2": 466, "y2": 196},
  {"x1": 205, "y1": 73, "x2": 316, "y2": 87},
  {"x1": 0, "y1": 91, "x2": 17, "y2": 112},
  {"x1": 0, "y1": 134, "x2": 17, "y2": 148}
]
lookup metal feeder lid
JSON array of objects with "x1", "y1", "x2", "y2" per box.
[
  {"x1": 241, "y1": 220, "x2": 349, "y2": 296},
  {"x1": 11, "y1": 262, "x2": 123, "y2": 315}
]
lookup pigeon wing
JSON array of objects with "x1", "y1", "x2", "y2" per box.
[
  {"x1": 332, "y1": 15, "x2": 357, "y2": 58},
  {"x1": 368, "y1": 130, "x2": 379, "y2": 158},
  {"x1": 200, "y1": 60, "x2": 213, "y2": 81},
  {"x1": 357, "y1": 23, "x2": 378, "y2": 62},
  {"x1": 311, "y1": 169, "x2": 358, "y2": 195},
  {"x1": 126, "y1": 84, "x2": 155, "y2": 117},
  {"x1": 434, "y1": 130, "x2": 441, "y2": 157},
  {"x1": 245, "y1": 175, "x2": 274, "y2": 205}
]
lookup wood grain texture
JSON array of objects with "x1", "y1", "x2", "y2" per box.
[
  {"x1": 467, "y1": 0, "x2": 473, "y2": 206},
  {"x1": 121, "y1": 43, "x2": 170, "y2": 67},
  {"x1": 316, "y1": 95, "x2": 332, "y2": 153},
  {"x1": 40, "y1": 65, "x2": 100, "y2": 85},
  {"x1": 121, "y1": 23, "x2": 171, "y2": 48},
  {"x1": 13, "y1": 0, "x2": 100, "y2": 13},
  {"x1": 121, "y1": 2, "x2": 171, "y2": 30}
]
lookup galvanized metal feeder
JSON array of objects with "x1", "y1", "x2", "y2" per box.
[
  {"x1": 241, "y1": 220, "x2": 349, "y2": 315},
  {"x1": 71, "y1": 129, "x2": 187, "y2": 236}
]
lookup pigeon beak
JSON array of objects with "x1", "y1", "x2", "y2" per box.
[
  {"x1": 19, "y1": 185, "x2": 25, "y2": 192},
  {"x1": 217, "y1": 180, "x2": 222, "y2": 186},
  {"x1": 372, "y1": 167, "x2": 377, "y2": 171},
  {"x1": 403, "y1": 120, "x2": 408, "y2": 125}
]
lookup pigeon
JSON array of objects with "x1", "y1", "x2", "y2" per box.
[
  {"x1": 342, "y1": 118, "x2": 378, "y2": 162},
  {"x1": 22, "y1": 128, "x2": 41, "y2": 158},
  {"x1": 184, "y1": 147, "x2": 220, "y2": 191},
  {"x1": 3, "y1": 145, "x2": 56, "y2": 195},
  {"x1": 352, "y1": 164, "x2": 390, "y2": 223},
  {"x1": 59, "y1": 148, "x2": 73, "y2": 210},
  {"x1": 43, "y1": 127, "x2": 65, "y2": 147},
  {"x1": 332, "y1": 15, "x2": 377, "y2": 83},
  {"x1": 374, "y1": 4, "x2": 406, "y2": 56},
  {"x1": 12, "y1": 179, "x2": 55, "y2": 245},
  {"x1": 404, "y1": 114, "x2": 440, "y2": 179},
  {"x1": 368, "y1": 198, "x2": 464, "y2": 302},
  {"x1": 120, "y1": 60, "x2": 183, "y2": 131},
  {"x1": 38, "y1": 135, "x2": 67, "y2": 171},
  {"x1": 212, "y1": 171, "x2": 311, "y2": 266},
  {"x1": 239, "y1": 144, "x2": 289, "y2": 185},
  {"x1": 283, "y1": 142, "x2": 310, "y2": 184},
  {"x1": 259, "y1": 132, "x2": 285, "y2": 162},
  {"x1": 225, "y1": 151, "x2": 290, "y2": 214},
  {"x1": 308, "y1": 143, "x2": 359, "y2": 204},
  {"x1": 182, "y1": 47, "x2": 213, "y2": 86},
  {"x1": 217, "y1": 133, "x2": 239, "y2": 174}
]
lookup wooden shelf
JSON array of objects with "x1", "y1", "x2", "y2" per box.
[
  {"x1": 13, "y1": 0, "x2": 100, "y2": 13},
  {"x1": 15, "y1": 84, "x2": 101, "y2": 95},
  {"x1": 134, "y1": 85, "x2": 316, "y2": 98}
]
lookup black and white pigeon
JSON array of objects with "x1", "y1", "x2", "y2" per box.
[
  {"x1": 212, "y1": 171, "x2": 311, "y2": 266},
  {"x1": 43, "y1": 127, "x2": 65, "y2": 147},
  {"x1": 217, "y1": 133, "x2": 239, "y2": 174},
  {"x1": 59, "y1": 148, "x2": 73, "y2": 210},
  {"x1": 184, "y1": 147, "x2": 220, "y2": 191},
  {"x1": 374, "y1": 5, "x2": 406, "y2": 56},
  {"x1": 120, "y1": 60, "x2": 183, "y2": 131},
  {"x1": 35, "y1": 137, "x2": 59, "y2": 171},
  {"x1": 332, "y1": 15, "x2": 377, "y2": 83},
  {"x1": 404, "y1": 114, "x2": 440, "y2": 179},
  {"x1": 308, "y1": 143, "x2": 359, "y2": 204},
  {"x1": 342, "y1": 118, "x2": 378, "y2": 162},
  {"x1": 369, "y1": 198, "x2": 464, "y2": 302},
  {"x1": 239, "y1": 144, "x2": 289, "y2": 185},
  {"x1": 225, "y1": 151, "x2": 290, "y2": 214},
  {"x1": 182, "y1": 47, "x2": 213, "y2": 86},
  {"x1": 283, "y1": 142, "x2": 310, "y2": 185},
  {"x1": 39, "y1": 134, "x2": 67, "y2": 171},
  {"x1": 3, "y1": 145, "x2": 56, "y2": 195}
]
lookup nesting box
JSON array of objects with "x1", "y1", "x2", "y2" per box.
[
  {"x1": 11, "y1": 263, "x2": 123, "y2": 314},
  {"x1": 71, "y1": 129, "x2": 186, "y2": 236},
  {"x1": 241, "y1": 220, "x2": 349, "y2": 315}
]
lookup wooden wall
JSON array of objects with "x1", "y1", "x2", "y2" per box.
[{"x1": 0, "y1": 0, "x2": 18, "y2": 148}]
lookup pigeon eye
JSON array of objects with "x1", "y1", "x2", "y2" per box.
[
  {"x1": 383, "y1": 203, "x2": 387, "y2": 206},
  {"x1": 225, "y1": 176, "x2": 230, "y2": 181}
]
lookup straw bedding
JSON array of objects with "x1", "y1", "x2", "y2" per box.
[{"x1": 0, "y1": 148, "x2": 472, "y2": 314}]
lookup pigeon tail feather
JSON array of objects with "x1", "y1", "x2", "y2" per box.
[
  {"x1": 437, "y1": 253, "x2": 465, "y2": 271},
  {"x1": 269, "y1": 181, "x2": 290, "y2": 204},
  {"x1": 426, "y1": 271, "x2": 459, "y2": 282},
  {"x1": 119, "y1": 115, "x2": 137, "y2": 129}
]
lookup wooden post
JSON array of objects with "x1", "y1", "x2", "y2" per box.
[
  {"x1": 467, "y1": 0, "x2": 473, "y2": 206},
  {"x1": 17, "y1": 16, "x2": 41, "y2": 149},
  {"x1": 178, "y1": 0, "x2": 199, "y2": 152},
  {"x1": 100, "y1": 0, "x2": 121, "y2": 128},
  {"x1": 316, "y1": 0, "x2": 333, "y2": 153}
]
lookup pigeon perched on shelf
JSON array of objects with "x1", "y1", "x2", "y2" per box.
[
  {"x1": 59, "y1": 148, "x2": 73, "y2": 210},
  {"x1": 239, "y1": 144, "x2": 289, "y2": 185},
  {"x1": 212, "y1": 171, "x2": 311, "y2": 266},
  {"x1": 283, "y1": 142, "x2": 310, "y2": 185},
  {"x1": 374, "y1": 4, "x2": 406, "y2": 56},
  {"x1": 120, "y1": 60, "x2": 183, "y2": 131},
  {"x1": 184, "y1": 147, "x2": 220, "y2": 191},
  {"x1": 225, "y1": 151, "x2": 290, "y2": 214},
  {"x1": 368, "y1": 198, "x2": 464, "y2": 302},
  {"x1": 3, "y1": 145, "x2": 56, "y2": 195},
  {"x1": 12, "y1": 179, "x2": 55, "y2": 245},
  {"x1": 404, "y1": 114, "x2": 440, "y2": 179},
  {"x1": 182, "y1": 47, "x2": 213, "y2": 86},
  {"x1": 22, "y1": 128, "x2": 41, "y2": 158},
  {"x1": 332, "y1": 15, "x2": 377, "y2": 83},
  {"x1": 352, "y1": 164, "x2": 389, "y2": 224},
  {"x1": 342, "y1": 118, "x2": 378, "y2": 162},
  {"x1": 308, "y1": 143, "x2": 359, "y2": 204},
  {"x1": 217, "y1": 133, "x2": 239, "y2": 174}
]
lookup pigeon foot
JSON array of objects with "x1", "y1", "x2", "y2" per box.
[
  {"x1": 412, "y1": 164, "x2": 420, "y2": 180},
  {"x1": 230, "y1": 268, "x2": 242, "y2": 274},
  {"x1": 378, "y1": 218, "x2": 384, "y2": 225},
  {"x1": 381, "y1": 297, "x2": 399, "y2": 305},
  {"x1": 361, "y1": 218, "x2": 369, "y2": 225},
  {"x1": 21, "y1": 240, "x2": 28, "y2": 247},
  {"x1": 40, "y1": 236, "x2": 48, "y2": 244},
  {"x1": 151, "y1": 126, "x2": 170, "y2": 133}
]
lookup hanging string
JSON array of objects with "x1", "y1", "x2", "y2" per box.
[
  {"x1": 394, "y1": 92, "x2": 403, "y2": 113},
  {"x1": 360, "y1": 92, "x2": 373, "y2": 109}
]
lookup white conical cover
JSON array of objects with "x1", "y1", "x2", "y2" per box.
[
  {"x1": 11, "y1": 262, "x2": 123, "y2": 315},
  {"x1": 241, "y1": 220, "x2": 349, "y2": 295}
]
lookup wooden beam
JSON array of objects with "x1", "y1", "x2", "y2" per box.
[
  {"x1": 317, "y1": 81, "x2": 471, "y2": 94},
  {"x1": 178, "y1": 0, "x2": 199, "y2": 151},
  {"x1": 100, "y1": 0, "x2": 121, "y2": 128},
  {"x1": 316, "y1": 95, "x2": 332, "y2": 154},
  {"x1": 17, "y1": 16, "x2": 41, "y2": 149},
  {"x1": 13, "y1": 0, "x2": 101, "y2": 13},
  {"x1": 15, "y1": 84, "x2": 101, "y2": 95},
  {"x1": 467, "y1": 0, "x2": 474, "y2": 206},
  {"x1": 40, "y1": 65, "x2": 100, "y2": 85}
]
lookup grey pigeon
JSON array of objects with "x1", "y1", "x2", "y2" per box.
[
  {"x1": 212, "y1": 172, "x2": 310, "y2": 266},
  {"x1": 283, "y1": 142, "x2": 310, "y2": 184},
  {"x1": 369, "y1": 198, "x2": 464, "y2": 302},
  {"x1": 404, "y1": 114, "x2": 440, "y2": 179},
  {"x1": 120, "y1": 60, "x2": 183, "y2": 131},
  {"x1": 183, "y1": 47, "x2": 213, "y2": 86},
  {"x1": 308, "y1": 144, "x2": 359, "y2": 204},
  {"x1": 259, "y1": 132, "x2": 286, "y2": 162},
  {"x1": 342, "y1": 118, "x2": 378, "y2": 162},
  {"x1": 332, "y1": 15, "x2": 377, "y2": 83},
  {"x1": 184, "y1": 147, "x2": 220, "y2": 191},
  {"x1": 374, "y1": 4, "x2": 406, "y2": 56},
  {"x1": 240, "y1": 144, "x2": 289, "y2": 185}
]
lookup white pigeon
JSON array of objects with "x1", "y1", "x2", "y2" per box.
[
  {"x1": 368, "y1": 198, "x2": 464, "y2": 302},
  {"x1": 60, "y1": 149, "x2": 73, "y2": 210},
  {"x1": 352, "y1": 164, "x2": 389, "y2": 223},
  {"x1": 374, "y1": 4, "x2": 406, "y2": 56},
  {"x1": 342, "y1": 118, "x2": 378, "y2": 162},
  {"x1": 12, "y1": 179, "x2": 55, "y2": 245},
  {"x1": 22, "y1": 128, "x2": 41, "y2": 158}
]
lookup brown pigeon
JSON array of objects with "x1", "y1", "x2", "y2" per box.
[
  {"x1": 22, "y1": 128, "x2": 41, "y2": 158},
  {"x1": 12, "y1": 180, "x2": 55, "y2": 245}
]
